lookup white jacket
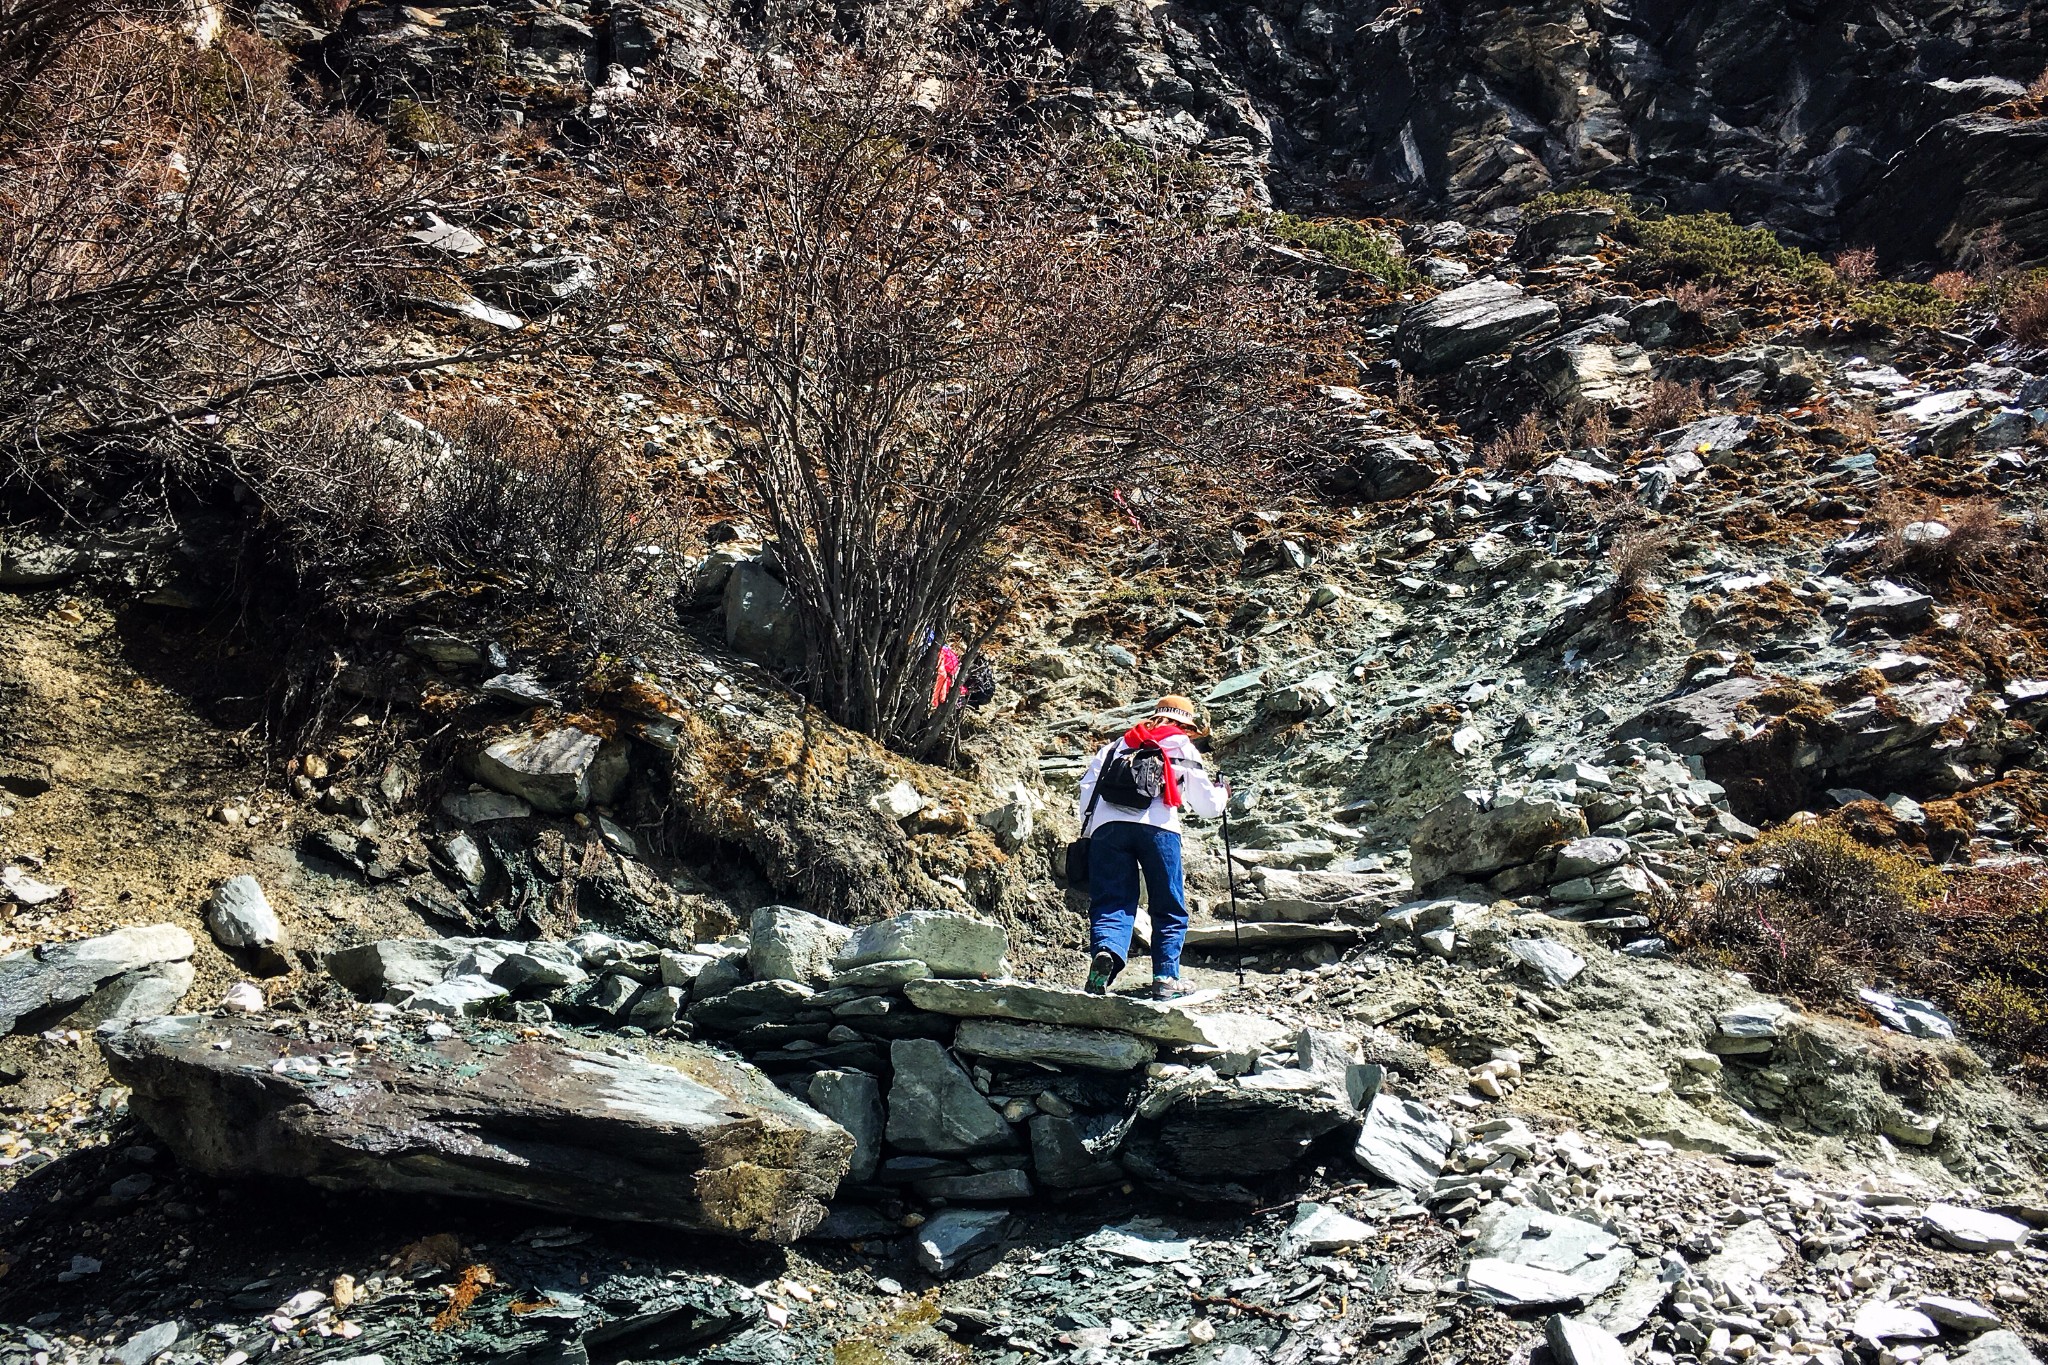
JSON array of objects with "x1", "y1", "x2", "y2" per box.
[{"x1": 1076, "y1": 732, "x2": 1225, "y2": 836}]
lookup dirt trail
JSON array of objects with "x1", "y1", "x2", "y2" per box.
[{"x1": 0, "y1": 596, "x2": 416, "y2": 1115}]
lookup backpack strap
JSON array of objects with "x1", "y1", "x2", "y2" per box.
[{"x1": 1080, "y1": 741, "x2": 1117, "y2": 834}]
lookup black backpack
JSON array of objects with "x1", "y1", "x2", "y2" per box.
[
  {"x1": 1096, "y1": 739, "x2": 1170, "y2": 812},
  {"x1": 1064, "y1": 738, "x2": 1174, "y2": 889}
]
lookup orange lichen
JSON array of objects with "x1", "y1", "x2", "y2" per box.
[{"x1": 433, "y1": 1264, "x2": 497, "y2": 1332}]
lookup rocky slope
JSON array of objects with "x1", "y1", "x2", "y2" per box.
[{"x1": 7, "y1": 6, "x2": 2048, "y2": 1365}]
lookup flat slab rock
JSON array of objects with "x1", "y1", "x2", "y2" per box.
[
  {"x1": 98, "y1": 1014, "x2": 852, "y2": 1241},
  {"x1": 0, "y1": 924, "x2": 194, "y2": 1034},
  {"x1": 902, "y1": 978, "x2": 1209, "y2": 1044}
]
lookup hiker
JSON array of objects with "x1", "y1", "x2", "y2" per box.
[
  {"x1": 1073, "y1": 694, "x2": 1225, "y2": 1000},
  {"x1": 930, "y1": 642, "x2": 998, "y2": 710}
]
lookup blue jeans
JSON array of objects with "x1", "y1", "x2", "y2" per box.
[{"x1": 1088, "y1": 821, "x2": 1187, "y2": 980}]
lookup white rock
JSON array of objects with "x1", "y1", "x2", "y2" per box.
[
  {"x1": 870, "y1": 780, "x2": 925, "y2": 820},
  {"x1": 1924, "y1": 1205, "x2": 2030, "y2": 1253},
  {"x1": 221, "y1": 982, "x2": 265, "y2": 1014},
  {"x1": 1280, "y1": 1202, "x2": 1375, "y2": 1258}
]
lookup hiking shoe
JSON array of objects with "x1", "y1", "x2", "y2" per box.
[
  {"x1": 1084, "y1": 951, "x2": 1119, "y2": 996},
  {"x1": 1150, "y1": 976, "x2": 1188, "y2": 1001}
]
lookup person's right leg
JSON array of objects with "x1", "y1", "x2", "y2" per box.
[
  {"x1": 1086, "y1": 821, "x2": 1142, "y2": 994},
  {"x1": 1132, "y1": 827, "x2": 1189, "y2": 996}
]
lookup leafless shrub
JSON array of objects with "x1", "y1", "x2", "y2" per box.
[
  {"x1": 1659, "y1": 820, "x2": 1944, "y2": 999},
  {"x1": 1961, "y1": 222, "x2": 2021, "y2": 281},
  {"x1": 629, "y1": 43, "x2": 1291, "y2": 756},
  {"x1": 1634, "y1": 378, "x2": 1707, "y2": 431},
  {"x1": 260, "y1": 400, "x2": 682, "y2": 642},
  {"x1": 1568, "y1": 400, "x2": 1611, "y2": 450},
  {"x1": 1392, "y1": 369, "x2": 1421, "y2": 411},
  {"x1": 1831, "y1": 246, "x2": 1879, "y2": 286},
  {"x1": 1829, "y1": 402, "x2": 1880, "y2": 446},
  {"x1": 1609, "y1": 523, "x2": 1674, "y2": 593},
  {"x1": 1481, "y1": 411, "x2": 1547, "y2": 470},
  {"x1": 0, "y1": 6, "x2": 498, "y2": 493},
  {"x1": 2031, "y1": 65, "x2": 2048, "y2": 102}
]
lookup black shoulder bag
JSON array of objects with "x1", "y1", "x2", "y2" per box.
[{"x1": 1064, "y1": 747, "x2": 1112, "y2": 890}]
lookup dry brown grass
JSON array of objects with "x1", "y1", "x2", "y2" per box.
[
  {"x1": 1609, "y1": 523, "x2": 1674, "y2": 593},
  {"x1": 1482, "y1": 410, "x2": 1548, "y2": 470},
  {"x1": 1635, "y1": 378, "x2": 1707, "y2": 431},
  {"x1": 1568, "y1": 400, "x2": 1612, "y2": 450},
  {"x1": 2029, "y1": 65, "x2": 2048, "y2": 102},
  {"x1": 1831, "y1": 246, "x2": 1879, "y2": 286},
  {"x1": 1670, "y1": 281, "x2": 1727, "y2": 317},
  {"x1": 1931, "y1": 271, "x2": 1974, "y2": 301},
  {"x1": 1827, "y1": 401, "x2": 1880, "y2": 445},
  {"x1": 1865, "y1": 493, "x2": 2039, "y2": 594},
  {"x1": 2000, "y1": 276, "x2": 2048, "y2": 346}
]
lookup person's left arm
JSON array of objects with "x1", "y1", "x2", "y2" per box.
[{"x1": 1171, "y1": 737, "x2": 1226, "y2": 818}]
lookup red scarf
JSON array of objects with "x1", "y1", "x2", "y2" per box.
[{"x1": 1119, "y1": 722, "x2": 1185, "y2": 807}]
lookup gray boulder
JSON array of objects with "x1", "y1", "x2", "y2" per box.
[
  {"x1": 1955, "y1": 1333, "x2": 2043, "y2": 1365},
  {"x1": 474, "y1": 725, "x2": 626, "y2": 814},
  {"x1": 953, "y1": 1018, "x2": 1157, "y2": 1072},
  {"x1": 205, "y1": 876, "x2": 285, "y2": 952},
  {"x1": 808, "y1": 1070, "x2": 885, "y2": 1184},
  {"x1": 885, "y1": 1039, "x2": 1013, "y2": 1154},
  {"x1": 1141, "y1": 1069, "x2": 1357, "y2": 1183},
  {"x1": 1409, "y1": 790, "x2": 1587, "y2": 888},
  {"x1": 439, "y1": 790, "x2": 532, "y2": 823},
  {"x1": 914, "y1": 1207, "x2": 1009, "y2": 1275},
  {"x1": 411, "y1": 976, "x2": 510, "y2": 1017},
  {"x1": 1504, "y1": 938, "x2": 1585, "y2": 988},
  {"x1": 830, "y1": 959, "x2": 932, "y2": 989},
  {"x1": 628, "y1": 986, "x2": 685, "y2": 1032},
  {"x1": 1846, "y1": 579, "x2": 1935, "y2": 629},
  {"x1": 1708, "y1": 1002, "x2": 1791, "y2": 1056},
  {"x1": 1546, "y1": 1315, "x2": 1631, "y2": 1365},
  {"x1": 1924, "y1": 1203, "x2": 2030, "y2": 1252},
  {"x1": 724, "y1": 561, "x2": 803, "y2": 670},
  {"x1": 1551, "y1": 837, "x2": 1631, "y2": 880},
  {"x1": 0, "y1": 925, "x2": 195, "y2": 1034},
  {"x1": 1353, "y1": 1094, "x2": 1455, "y2": 1191},
  {"x1": 1466, "y1": 1259, "x2": 1595, "y2": 1309},
  {"x1": 1029, "y1": 1113, "x2": 1125, "y2": 1189},
  {"x1": 326, "y1": 938, "x2": 484, "y2": 1005},
  {"x1": 749, "y1": 906, "x2": 852, "y2": 985},
  {"x1": 72, "y1": 961, "x2": 196, "y2": 1029},
  {"x1": 1611, "y1": 676, "x2": 1770, "y2": 755},
  {"x1": 1280, "y1": 1202, "x2": 1375, "y2": 1258},
  {"x1": 834, "y1": 910, "x2": 1008, "y2": 980},
  {"x1": 492, "y1": 942, "x2": 588, "y2": 991},
  {"x1": 100, "y1": 1013, "x2": 852, "y2": 1241},
  {"x1": 1396, "y1": 278, "x2": 1561, "y2": 373},
  {"x1": 0, "y1": 531, "x2": 82, "y2": 588}
]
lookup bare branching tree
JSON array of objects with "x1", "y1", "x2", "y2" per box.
[
  {"x1": 636, "y1": 47, "x2": 1289, "y2": 757},
  {"x1": 0, "y1": 8, "x2": 509, "y2": 496}
]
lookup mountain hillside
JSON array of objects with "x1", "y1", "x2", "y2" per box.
[{"x1": 4, "y1": 4, "x2": 2048, "y2": 1365}]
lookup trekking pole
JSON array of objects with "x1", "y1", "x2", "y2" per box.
[{"x1": 1220, "y1": 787, "x2": 1245, "y2": 988}]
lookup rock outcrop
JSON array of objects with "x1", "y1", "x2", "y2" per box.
[
  {"x1": 98, "y1": 1014, "x2": 853, "y2": 1241},
  {"x1": 0, "y1": 925, "x2": 195, "y2": 1034}
]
